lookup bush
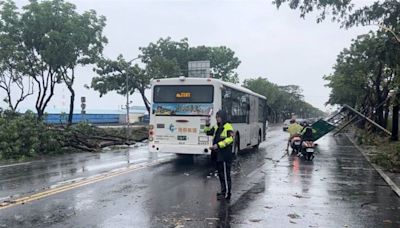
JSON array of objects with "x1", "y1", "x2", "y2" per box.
[
  {"x1": 372, "y1": 142, "x2": 400, "y2": 172},
  {"x1": 355, "y1": 129, "x2": 379, "y2": 146},
  {"x1": 0, "y1": 111, "x2": 63, "y2": 160},
  {"x1": 352, "y1": 128, "x2": 399, "y2": 172}
]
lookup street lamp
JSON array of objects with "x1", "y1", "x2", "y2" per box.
[{"x1": 125, "y1": 56, "x2": 141, "y2": 142}]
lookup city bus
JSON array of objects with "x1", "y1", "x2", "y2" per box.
[{"x1": 148, "y1": 76, "x2": 267, "y2": 155}]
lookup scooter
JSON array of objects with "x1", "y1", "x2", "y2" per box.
[
  {"x1": 301, "y1": 140, "x2": 315, "y2": 161},
  {"x1": 290, "y1": 135, "x2": 302, "y2": 154}
]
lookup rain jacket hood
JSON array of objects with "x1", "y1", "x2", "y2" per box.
[{"x1": 216, "y1": 110, "x2": 228, "y2": 125}]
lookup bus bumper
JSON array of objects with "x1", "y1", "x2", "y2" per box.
[{"x1": 148, "y1": 143, "x2": 211, "y2": 155}]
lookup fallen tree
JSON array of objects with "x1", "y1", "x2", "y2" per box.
[
  {"x1": 0, "y1": 111, "x2": 148, "y2": 160},
  {"x1": 57, "y1": 124, "x2": 148, "y2": 152}
]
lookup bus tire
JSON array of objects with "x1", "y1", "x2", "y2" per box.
[
  {"x1": 233, "y1": 134, "x2": 240, "y2": 157},
  {"x1": 253, "y1": 130, "x2": 261, "y2": 149}
]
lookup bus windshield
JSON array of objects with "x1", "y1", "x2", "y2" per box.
[{"x1": 152, "y1": 85, "x2": 214, "y2": 116}]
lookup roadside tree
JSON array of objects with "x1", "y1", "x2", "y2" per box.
[
  {"x1": 0, "y1": 0, "x2": 33, "y2": 112},
  {"x1": 20, "y1": 0, "x2": 107, "y2": 123}
]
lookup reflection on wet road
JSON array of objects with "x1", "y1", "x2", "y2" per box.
[{"x1": 0, "y1": 126, "x2": 399, "y2": 227}]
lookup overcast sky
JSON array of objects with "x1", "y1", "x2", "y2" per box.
[{"x1": 5, "y1": 0, "x2": 372, "y2": 113}]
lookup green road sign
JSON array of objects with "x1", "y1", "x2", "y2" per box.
[{"x1": 309, "y1": 119, "x2": 336, "y2": 141}]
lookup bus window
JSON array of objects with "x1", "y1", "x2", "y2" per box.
[
  {"x1": 258, "y1": 98, "x2": 266, "y2": 122},
  {"x1": 222, "y1": 87, "x2": 249, "y2": 123}
]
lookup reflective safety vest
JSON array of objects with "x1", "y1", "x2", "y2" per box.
[{"x1": 204, "y1": 123, "x2": 234, "y2": 149}]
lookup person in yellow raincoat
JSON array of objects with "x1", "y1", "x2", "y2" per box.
[
  {"x1": 286, "y1": 119, "x2": 303, "y2": 151},
  {"x1": 204, "y1": 110, "x2": 234, "y2": 200}
]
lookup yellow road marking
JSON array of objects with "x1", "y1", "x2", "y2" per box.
[{"x1": 0, "y1": 158, "x2": 172, "y2": 210}]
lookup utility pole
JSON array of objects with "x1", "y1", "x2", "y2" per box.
[
  {"x1": 125, "y1": 57, "x2": 141, "y2": 142},
  {"x1": 126, "y1": 72, "x2": 130, "y2": 141}
]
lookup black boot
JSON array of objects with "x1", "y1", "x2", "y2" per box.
[
  {"x1": 217, "y1": 194, "x2": 225, "y2": 200},
  {"x1": 225, "y1": 192, "x2": 231, "y2": 200},
  {"x1": 216, "y1": 192, "x2": 225, "y2": 196}
]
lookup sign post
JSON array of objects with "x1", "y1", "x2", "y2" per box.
[{"x1": 188, "y1": 60, "x2": 210, "y2": 78}]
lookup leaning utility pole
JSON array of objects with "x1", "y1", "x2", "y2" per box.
[{"x1": 126, "y1": 73, "x2": 130, "y2": 141}]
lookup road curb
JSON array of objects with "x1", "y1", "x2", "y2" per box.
[{"x1": 346, "y1": 134, "x2": 400, "y2": 197}]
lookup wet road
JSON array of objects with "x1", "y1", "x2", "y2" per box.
[
  {"x1": 0, "y1": 142, "x2": 172, "y2": 201},
  {"x1": 1, "y1": 125, "x2": 399, "y2": 227}
]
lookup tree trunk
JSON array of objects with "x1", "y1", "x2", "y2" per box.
[
  {"x1": 35, "y1": 70, "x2": 56, "y2": 121},
  {"x1": 37, "y1": 108, "x2": 44, "y2": 120},
  {"x1": 64, "y1": 68, "x2": 75, "y2": 126},
  {"x1": 383, "y1": 104, "x2": 389, "y2": 129},
  {"x1": 392, "y1": 104, "x2": 399, "y2": 141},
  {"x1": 374, "y1": 62, "x2": 384, "y2": 127},
  {"x1": 139, "y1": 87, "x2": 150, "y2": 113},
  {"x1": 376, "y1": 104, "x2": 384, "y2": 127},
  {"x1": 6, "y1": 91, "x2": 15, "y2": 112},
  {"x1": 67, "y1": 85, "x2": 75, "y2": 126}
]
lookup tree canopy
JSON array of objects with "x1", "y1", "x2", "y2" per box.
[
  {"x1": 139, "y1": 37, "x2": 241, "y2": 83},
  {"x1": 92, "y1": 37, "x2": 242, "y2": 112},
  {"x1": 91, "y1": 55, "x2": 150, "y2": 112},
  {"x1": 0, "y1": 0, "x2": 33, "y2": 111},
  {"x1": 273, "y1": 0, "x2": 399, "y2": 27},
  {"x1": 243, "y1": 77, "x2": 324, "y2": 122},
  {"x1": 324, "y1": 31, "x2": 399, "y2": 126},
  {"x1": 275, "y1": 0, "x2": 399, "y2": 129},
  {"x1": 0, "y1": 0, "x2": 107, "y2": 121}
]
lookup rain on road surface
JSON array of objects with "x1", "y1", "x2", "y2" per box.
[{"x1": 0, "y1": 125, "x2": 399, "y2": 227}]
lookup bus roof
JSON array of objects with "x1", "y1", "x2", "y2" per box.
[{"x1": 152, "y1": 77, "x2": 266, "y2": 100}]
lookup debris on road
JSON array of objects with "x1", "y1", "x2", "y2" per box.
[{"x1": 287, "y1": 213, "x2": 301, "y2": 219}]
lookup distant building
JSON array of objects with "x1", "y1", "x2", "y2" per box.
[{"x1": 44, "y1": 106, "x2": 149, "y2": 125}]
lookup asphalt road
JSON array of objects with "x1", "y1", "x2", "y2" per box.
[{"x1": 0, "y1": 125, "x2": 399, "y2": 227}]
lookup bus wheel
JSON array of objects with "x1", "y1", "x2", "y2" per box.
[
  {"x1": 253, "y1": 131, "x2": 261, "y2": 149},
  {"x1": 233, "y1": 134, "x2": 240, "y2": 157}
]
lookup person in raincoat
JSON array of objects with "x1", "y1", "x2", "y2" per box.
[
  {"x1": 286, "y1": 119, "x2": 303, "y2": 151},
  {"x1": 204, "y1": 110, "x2": 234, "y2": 200}
]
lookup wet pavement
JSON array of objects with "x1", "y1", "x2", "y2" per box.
[
  {"x1": 0, "y1": 126, "x2": 399, "y2": 227},
  {"x1": 0, "y1": 143, "x2": 172, "y2": 200}
]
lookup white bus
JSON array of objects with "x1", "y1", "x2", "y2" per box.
[{"x1": 148, "y1": 76, "x2": 267, "y2": 155}]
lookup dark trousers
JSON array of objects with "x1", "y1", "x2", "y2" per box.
[
  {"x1": 217, "y1": 161, "x2": 232, "y2": 195},
  {"x1": 211, "y1": 150, "x2": 217, "y2": 163},
  {"x1": 210, "y1": 150, "x2": 218, "y2": 173}
]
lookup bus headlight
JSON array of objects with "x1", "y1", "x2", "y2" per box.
[{"x1": 149, "y1": 136, "x2": 154, "y2": 141}]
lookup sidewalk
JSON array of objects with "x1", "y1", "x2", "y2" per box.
[{"x1": 346, "y1": 133, "x2": 400, "y2": 197}]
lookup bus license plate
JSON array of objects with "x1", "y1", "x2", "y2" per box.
[{"x1": 177, "y1": 135, "x2": 187, "y2": 141}]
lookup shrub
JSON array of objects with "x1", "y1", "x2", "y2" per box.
[{"x1": 0, "y1": 111, "x2": 63, "y2": 160}]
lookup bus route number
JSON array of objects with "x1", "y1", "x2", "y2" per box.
[{"x1": 176, "y1": 92, "x2": 191, "y2": 98}]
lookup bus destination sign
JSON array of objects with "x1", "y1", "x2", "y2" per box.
[{"x1": 176, "y1": 92, "x2": 191, "y2": 98}]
